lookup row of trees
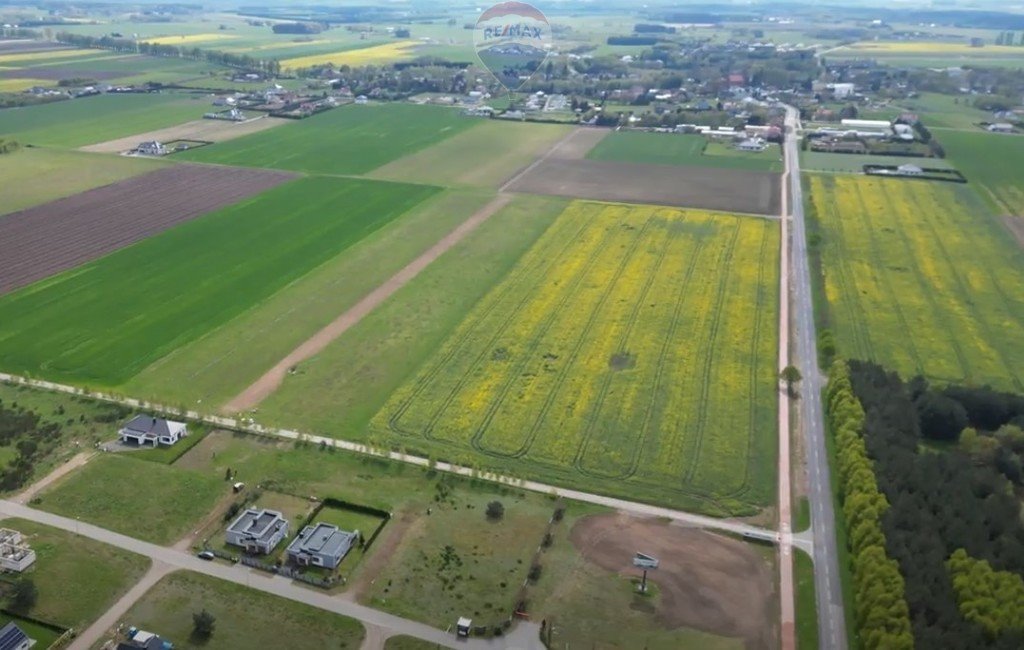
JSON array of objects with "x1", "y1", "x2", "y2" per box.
[
  {"x1": 0, "y1": 398, "x2": 63, "y2": 491},
  {"x1": 948, "y1": 549, "x2": 1024, "y2": 638},
  {"x1": 54, "y1": 32, "x2": 282, "y2": 76},
  {"x1": 847, "y1": 360, "x2": 1024, "y2": 649},
  {"x1": 825, "y1": 360, "x2": 914, "y2": 650},
  {"x1": 0, "y1": 138, "x2": 20, "y2": 155}
]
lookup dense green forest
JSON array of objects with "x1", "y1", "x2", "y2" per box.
[{"x1": 846, "y1": 360, "x2": 1024, "y2": 649}]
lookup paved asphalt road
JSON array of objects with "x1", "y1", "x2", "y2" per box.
[{"x1": 784, "y1": 106, "x2": 848, "y2": 650}]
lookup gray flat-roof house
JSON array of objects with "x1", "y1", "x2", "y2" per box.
[
  {"x1": 286, "y1": 523, "x2": 357, "y2": 569},
  {"x1": 225, "y1": 508, "x2": 288, "y2": 555},
  {"x1": 119, "y1": 416, "x2": 187, "y2": 447},
  {"x1": 0, "y1": 622, "x2": 34, "y2": 650}
]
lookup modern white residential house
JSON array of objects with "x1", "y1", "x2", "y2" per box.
[
  {"x1": 987, "y1": 122, "x2": 1015, "y2": 133},
  {"x1": 286, "y1": 523, "x2": 358, "y2": 569},
  {"x1": 134, "y1": 141, "x2": 168, "y2": 156},
  {"x1": 225, "y1": 508, "x2": 289, "y2": 555},
  {"x1": 0, "y1": 529, "x2": 35, "y2": 572},
  {"x1": 119, "y1": 416, "x2": 187, "y2": 447}
]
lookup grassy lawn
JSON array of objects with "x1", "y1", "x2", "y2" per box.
[
  {"x1": 795, "y1": 549, "x2": 818, "y2": 650},
  {"x1": 131, "y1": 427, "x2": 209, "y2": 464},
  {"x1": 384, "y1": 636, "x2": 439, "y2": 650},
  {"x1": 368, "y1": 120, "x2": 574, "y2": 188},
  {"x1": 362, "y1": 488, "x2": 557, "y2": 627},
  {"x1": 0, "y1": 518, "x2": 149, "y2": 629},
  {"x1": 807, "y1": 174, "x2": 1024, "y2": 389},
  {"x1": 800, "y1": 150, "x2": 952, "y2": 174},
  {"x1": 941, "y1": 130, "x2": 1024, "y2": 216},
  {"x1": 588, "y1": 131, "x2": 783, "y2": 172},
  {"x1": 126, "y1": 188, "x2": 493, "y2": 408},
  {"x1": 0, "y1": 92, "x2": 207, "y2": 147},
  {"x1": 0, "y1": 148, "x2": 166, "y2": 217},
  {"x1": 178, "y1": 103, "x2": 477, "y2": 175},
  {"x1": 112, "y1": 571, "x2": 364, "y2": 649},
  {"x1": 257, "y1": 194, "x2": 568, "y2": 440},
  {"x1": 898, "y1": 92, "x2": 993, "y2": 130},
  {"x1": 0, "y1": 176, "x2": 438, "y2": 386},
  {"x1": 367, "y1": 201, "x2": 779, "y2": 514},
  {"x1": 34, "y1": 454, "x2": 227, "y2": 545},
  {"x1": 0, "y1": 382, "x2": 132, "y2": 493}
]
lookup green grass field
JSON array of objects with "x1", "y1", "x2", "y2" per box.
[
  {"x1": 808, "y1": 174, "x2": 1024, "y2": 389},
  {"x1": 0, "y1": 518, "x2": 149, "y2": 629},
  {"x1": 0, "y1": 93, "x2": 207, "y2": 147},
  {"x1": 0, "y1": 148, "x2": 166, "y2": 216},
  {"x1": 795, "y1": 549, "x2": 818, "y2": 650},
  {"x1": 369, "y1": 120, "x2": 574, "y2": 188},
  {"x1": 126, "y1": 189, "x2": 493, "y2": 408},
  {"x1": 0, "y1": 176, "x2": 437, "y2": 386},
  {"x1": 800, "y1": 151, "x2": 952, "y2": 174},
  {"x1": 115, "y1": 571, "x2": 364, "y2": 649},
  {"x1": 587, "y1": 131, "x2": 783, "y2": 172},
  {"x1": 940, "y1": 130, "x2": 1024, "y2": 216},
  {"x1": 34, "y1": 454, "x2": 226, "y2": 544},
  {"x1": 178, "y1": 103, "x2": 477, "y2": 175},
  {"x1": 898, "y1": 92, "x2": 994, "y2": 130}
]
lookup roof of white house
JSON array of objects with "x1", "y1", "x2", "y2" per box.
[
  {"x1": 121, "y1": 415, "x2": 185, "y2": 437},
  {"x1": 228, "y1": 508, "x2": 286, "y2": 538},
  {"x1": 287, "y1": 523, "x2": 356, "y2": 557}
]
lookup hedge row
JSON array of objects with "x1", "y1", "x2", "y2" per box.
[{"x1": 825, "y1": 360, "x2": 913, "y2": 650}]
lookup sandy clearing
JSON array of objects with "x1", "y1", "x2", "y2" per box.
[
  {"x1": 544, "y1": 125, "x2": 609, "y2": 159},
  {"x1": 571, "y1": 512, "x2": 776, "y2": 649},
  {"x1": 1002, "y1": 215, "x2": 1024, "y2": 250},
  {"x1": 80, "y1": 116, "x2": 289, "y2": 154}
]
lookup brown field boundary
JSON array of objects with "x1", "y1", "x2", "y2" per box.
[
  {"x1": 508, "y1": 158, "x2": 782, "y2": 215},
  {"x1": 0, "y1": 165, "x2": 296, "y2": 295},
  {"x1": 80, "y1": 116, "x2": 289, "y2": 154}
]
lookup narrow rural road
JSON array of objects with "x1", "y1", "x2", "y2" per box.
[
  {"x1": 223, "y1": 126, "x2": 595, "y2": 414},
  {"x1": 14, "y1": 451, "x2": 94, "y2": 504},
  {"x1": 0, "y1": 500, "x2": 537, "y2": 650},
  {"x1": 68, "y1": 560, "x2": 173, "y2": 650},
  {"x1": 784, "y1": 105, "x2": 848, "y2": 649}
]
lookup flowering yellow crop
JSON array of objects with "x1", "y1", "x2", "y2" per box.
[
  {"x1": 142, "y1": 33, "x2": 238, "y2": 46},
  {"x1": 374, "y1": 201, "x2": 780, "y2": 513},
  {"x1": 844, "y1": 42, "x2": 1023, "y2": 55},
  {"x1": 0, "y1": 78, "x2": 51, "y2": 92},
  {"x1": 0, "y1": 48, "x2": 98, "y2": 65},
  {"x1": 809, "y1": 174, "x2": 1024, "y2": 388},
  {"x1": 281, "y1": 41, "x2": 420, "y2": 69}
]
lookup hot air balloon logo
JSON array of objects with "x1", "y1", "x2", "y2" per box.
[{"x1": 474, "y1": 2, "x2": 551, "y2": 91}]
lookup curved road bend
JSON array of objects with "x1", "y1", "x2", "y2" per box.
[{"x1": 784, "y1": 106, "x2": 847, "y2": 650}]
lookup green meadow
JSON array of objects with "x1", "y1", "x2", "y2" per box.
[
  {"x1": 940, "y1": 130, "x2": 1024, "y2": 215},
  {"x1": 0, "y1": 92, "x2": 206, "y2": 147},
  {"x1": 178, "y1": 103, "x2": 477, "y2": 175},
  {"x1": 0, "y1": 176, "x2": 438, "y2": 385},
  {"x1": 587, "y1": 131, "x2": 783, "y2": 172}
]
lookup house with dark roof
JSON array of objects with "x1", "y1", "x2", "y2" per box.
[
  {"x1": 225, "y1": 508, "x2": 289, "y2": 555},
  {"x1": 286, "y1": 522, "x2": 358, "y2": 569},
  {"x1": 0, "y1": 622, "x2": 34, "y2": 650},
  {"x1": 119, "y1": 416, "x2": 187, "y2": 447}
]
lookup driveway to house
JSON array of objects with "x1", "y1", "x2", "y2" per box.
[{"x1": 0, "y1": 499, "x2": 542, "y2": 650}]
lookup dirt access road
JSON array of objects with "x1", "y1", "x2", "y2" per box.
[
  {"x1": 81, "y1": 116, "x2": 288, "y2": 154},
  {"x1": 223, "y1": 127, "x2": 595, "y2": 413}
]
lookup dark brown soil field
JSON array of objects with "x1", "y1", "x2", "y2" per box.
[
  {"x1": 507, "y1": 158, "x2": 781, "y2": 215},
  {"x1": 570, "y1": 513, "x2": 776, "y2": 649},
  {"x1": 0, "y1": 165, "x2": 296, "y2": 295},
  {"x1": 0, "y1": 41, "x2": 70, "y2": 54}
]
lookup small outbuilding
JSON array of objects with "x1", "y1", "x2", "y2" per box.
[{"x1": 456, "y1": 617, "x2": 472, "y2": 637}]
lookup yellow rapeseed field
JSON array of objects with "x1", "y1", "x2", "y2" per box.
[
  {"x1": 375, "y1": 201, "x2": 780, "y2": 514},
  {"x1": 809, "y1": 174, "x2": 1024, "y2": 388},
  {"x1": 0, "y1": 78, "x2": 51, "y2": 92},
  {"x1": 281, "y1": 41, "x2": 420, "y2": 69},
  {"x1": 142, "y1": 33, "x2": 239, "y2": 46},
  {"x1": 845, "y1": 41, "x2": 1024, "y2": 55},
  {"x1": 0, "y1": 48, "x2": 98, "y2": 66}
]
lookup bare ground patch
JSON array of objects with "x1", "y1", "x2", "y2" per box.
[
  {"x1": 1002, "y1": 215, "x2": 1024, "y2": 250},
  {"x1": 0, "y1": 164, "x2": 295, "y2": 295},
  {"x1": 570, "y1": 512, "x2": 776, "y2": 649},
  {"x1": 81, "y1": 117, "x2": 289, "y2": 154},
  {"x1": 507, "y1": 158, "x2": 781, "y2": 215},
  {"x1": 546, "y1": 126, "x2": 609, "y2": 160}
]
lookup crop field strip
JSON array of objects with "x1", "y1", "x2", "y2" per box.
[
  {"x1": 941, "y1": 130, "x2": 1024, "y2": 217},
  {"x1": 0, "y1": 165, "x2": 295, "y2": 294},
  {"x1": 587, "y1": 130, "x2": 783, "y2": 172},
  {"x1": 177, "y1": 103, "x2": 477, "y2": 176},
  {"x1": 0, "y1": 176, "x2": 439, "y2": 385},
  {"x1": 376, "y1": 201, "x2": 779, "y2": 513},
  {"x1": 810, "y1": 175, "x2": 1024, "y2": 389}
]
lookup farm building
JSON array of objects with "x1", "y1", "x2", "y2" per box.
[
  {"x1": 897, "y1": 164, "x2": 924, "y2": 176},
  {"x1": 736, "y1": 138, "x2": 767, "y2": 152},
  {"x1": 225, "y1": 508, "x2": 289, "y2": 554},
  {"x1": 0, "y1": 622, "x2": 33, "y2": 650},
  {"x1": 286, "y1": 522, "x2": 358, "y2": 569},
  {"x1": 0, "y1": 529, "x2": 36, "y2": 572},
  {"x1": 892, "y1": 123, "x2": 915, "y2": 141},
  {"x1": 987, "y1": 123, "x2": 1015, "y2": 133},
  {"x1": 134, "y1": 141, "x2": 168, "y2": 156},
  {"x1": 119, "y1": 416, "x2": 187, "y2": 447}
]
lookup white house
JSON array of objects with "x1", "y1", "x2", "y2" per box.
[
  {"x1": 225, "y1": 508, "x2": 289, "y2": 554},
  {"x1": 897, "y1": 164, "x2": 924, "y2": 176},
  {"x1": 987, "y1": 123, "x2": 1015, "y2": 133},
  {"x1": 0, "y1": 529, "x2": 35, "y2": 572},
  {"x1": 286, "y1": 523, "x2": 358, "y2": 569},
  {"x1": 119, "y1": 415, "x2": 187, "y2": 447},
  {"x1": 134, "y1": 141, "x2": 167, "y2": 156},
  {"x1": 736, "y1": 137, "x2": 767, "y2": 152}
]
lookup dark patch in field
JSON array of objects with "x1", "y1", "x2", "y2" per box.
[
  {"x1": 507, "y1": 158, "x2": 781, "y2": 215},
  {"x1": 0, "y1": 67, "x2": 127, "y2": 81},
  {"x1": 608, "y1": 351, "x2": 636, "y2": 370},
  {"x1": 0, "y1": 165, "x2": 296, "y2": 295}
]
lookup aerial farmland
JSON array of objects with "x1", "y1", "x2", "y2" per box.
[{"x1": 2, "y1": 2, "x2": 1024, "y2": 649}]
